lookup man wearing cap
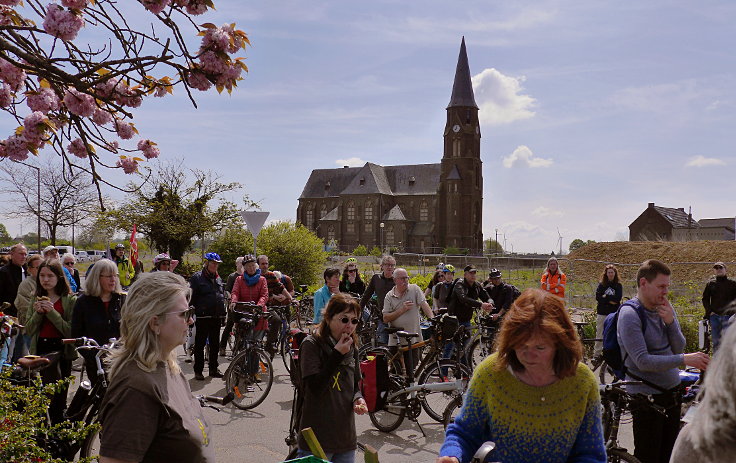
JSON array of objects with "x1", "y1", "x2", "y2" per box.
[
  {"x1": 702, "y1": 261, "x2": 736, "y2": 351},
  {"x1": 112, "y1": 244, "x2": 135, "y2": 289},
  {"x1": 483, "y1": 269, "x2": 517, "y2": 321},
  {"x1": 445, "y1": 265, "x2": 493, "y2": 364},
  {"x1": 432, "y1": 265, "x2": 456, "y2": 313},
  {"x1": 43, "y1": 245, "x2": 78, "y2": 293},
  {"x1": 189, "y1": 252, "x2": 226, "y2": 380}
]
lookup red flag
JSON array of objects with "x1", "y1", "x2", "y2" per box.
[{"x1": 129, "y1": 224, "x2": 138, "y2": 267}]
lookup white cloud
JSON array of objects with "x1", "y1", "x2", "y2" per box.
[
  {"x1": 532, "y1": 206, "x2": 563, "y2": 217},
  {"x1": 335, "y1": 157, "x2": 366, "y2": 167},
  {"x1": 502, "y1": 145, "x2": 553, "y2": 168},
  {"x1": 472, "y1": 68, "x2": 536, "y2": 126},
  {"x1": 685, "y1": 155, "x2": 726, "y2": 167}
]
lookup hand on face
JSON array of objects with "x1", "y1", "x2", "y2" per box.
[
  {"x1": 335, "y1": 332, "x2": 354, "y2": 354},
  {"x1": 655, "y1": 298, "x2": 675, "y2": 325}
]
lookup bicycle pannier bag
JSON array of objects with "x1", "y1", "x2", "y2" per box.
[{"x1": 360, "y1": 353, "x2": 389, "y2": 412}]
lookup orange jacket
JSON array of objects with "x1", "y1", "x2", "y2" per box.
[{"x1": 541, "y1": 271, "x2": 566, "y2": 298}]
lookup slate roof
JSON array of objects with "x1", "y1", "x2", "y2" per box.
[
  {"x1": 698, "y1": 218, "x2": 735, "y2": 230},
  {"x1": 653, "y1": 206, "x2": 699, "y2": 229},
  {"x1": 447, "y1": 164, "x2": 462, "y2": 180},
  {"x1": 383, "y1": 205, "x2": 407, "y2": 221},
  {"x1": 447, "y1": 37, "x2": 478, "y2": 109},
  {"x1": 300, "y1": 162, "x2": 441, "y2": 199},
  {"x1": 320, "y1": 207, "x2": 339, "y2": 221}
]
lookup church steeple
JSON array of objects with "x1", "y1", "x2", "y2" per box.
[{"x1": 447, "y1": 37, "x2": 478, "y2": 109}]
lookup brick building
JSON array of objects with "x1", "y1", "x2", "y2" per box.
[
  {"x1": 296, "y1": 38, "x2": 484, "y2": 253},
  {"x1": 629, "y1": 202, "x2": 734, "y2": 241}
]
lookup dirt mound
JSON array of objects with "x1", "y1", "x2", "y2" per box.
[{"x1": 564, "y1": 241, "x2": 736, "y2": 285}]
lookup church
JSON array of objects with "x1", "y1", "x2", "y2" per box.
[{"x1": 296, "y1": 38, "x2": 484, "y2": 254}]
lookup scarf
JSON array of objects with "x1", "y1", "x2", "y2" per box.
[{"x1": 243, "y1": 268, "x2": 261, "y2": 286}]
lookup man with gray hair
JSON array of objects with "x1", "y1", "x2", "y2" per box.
[
  {"x1": 360, "y1": 255, "x2": 396, "y2": 345},
  {"x1": 383, "y1": 267, "x2": 434, "y2": 371}
]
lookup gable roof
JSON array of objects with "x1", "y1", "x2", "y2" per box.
[
  {"x1": 447, "y1": 164, "x2": 462, "y2": 180},
  {"x1": 299, "y1": 166, "x2": 361, "y2": 199},
  {"x1": 341, "y1": 163, "x2": 393, "y2": 195},
  {"x1": 653, "y1": 205, "x2": 699, "y2": 229},
  {"x1": 320, "y1": 207, "x2": 339, "y2": 221},
  {"x1": 383, "y1": 204, "x2": 407, "y2": 221}
]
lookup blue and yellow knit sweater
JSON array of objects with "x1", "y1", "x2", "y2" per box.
[{"x1": 440, "y1": 354, "x2": 606, "y2": 463}]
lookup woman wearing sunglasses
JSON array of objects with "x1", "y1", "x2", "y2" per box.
[
  {"x1": 97, "y1": 272, "x2": 212, "y2": 463},
  {"x1": 71, "y1": 259, "x2": 124, "y2": 384},
  {"x1": 339, "y1": 258, "x2": 365, "y2": 297},
  {"x1": 296, "y1": 292, "x2": 368, "y2": 463}
]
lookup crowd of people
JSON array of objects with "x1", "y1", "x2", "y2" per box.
[{"x1": 2, "y1": 244, "x2": 736, "y2": 463}]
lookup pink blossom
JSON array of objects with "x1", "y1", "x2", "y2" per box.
[
  {"x1": 94, "y1": 78, "x2": 119, "y2": 99},
  {"x1": 153, "y1": 85, "x2": 168, "y2": 97},
  {"x1": 198, "y1": 50, "x2": 229, "y2": 74},
  {"x1": 0, "y1": 84, "x2": 11, "y2": 107},
  {"x1": 114, "y1": 120, "x2": 135, "y2": 139},
  {"x1": 27, "y1": 87, "x2": 61, "y2": 113},
  {"x1": 114, "y1": 85, "x2": 142, "y2": 108},
  {"x1": 22, "y1": 111, "x2": 49, "y2": 144},
  {"x1": 180, "y1": 0, "x2": 207, "y2": 15},
  {"x1": 137, "y1": 139, "x2": 160, "y2": 159},
  {"x1": 0, "y1": 58, "x2": 27, "y2": 92},
  {"x1": 201, "y1": 26, "x2": 230, "y2": 52},
  {"x1": 0, "y1": 6, "x2": 15, "y2": 26},
  {"x1": 186, "y1": 71, "x2": 211, "y2": 91},
  {"x1": 43, "y1": 3, "x2": 84, "y2": 41},
  {"x1": 215, "y1": 63, "x2": 242, "y2": 90},
  {"x1": 107, "y1": 140, "x2": 119, "y2": 152},
  {"x1": 92, "y1": 108, "x2": 112, "y2": 126},
  {"x1": 63, "y1": 88, "x2": 95, "y2": 117},
  {"x1": 116, "y1": 156, "x2": 138, "y2": 174},
  {"x1": 142, "y1": 0, "x2": 171, "y2": 14},
  {"x1": 67, "y1": 138, "x2": 88, "y2": 158},
  {"x1": 61, "y1": 0, "x2": 86, "y2": 9},
  {"x1": 0, "y1": 0, "x2": 22, "y2": 6},
  {"x1": 2, "y1": 134, "x2": 30, "y2": 161}
]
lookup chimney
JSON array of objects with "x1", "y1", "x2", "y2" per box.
[
  {"x1": 648, "y1": 202, "x2": 655, "y2": 209},
  {"x1": 343, "y1": 165, "x2": 349, "y2": 169}
]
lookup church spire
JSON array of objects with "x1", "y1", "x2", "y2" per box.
[{"x1": 447, "y1": 37, "x2": 478, "y2": 109}]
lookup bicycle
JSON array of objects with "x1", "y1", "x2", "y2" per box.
[
  {"x1": 293, "y1": 285, "x2": 315, "y2": 328},
  {"x1": 269, "y1": 304, "x2": 306, "y2": 374},
  {"x1": 367, "y1": 329, "x2": 470, "y2": 434},
  {"x1": 465, "y1": 313, "x2": 500, "y2": 369},
  {"x1": 223, "y1": 304, "x2": 274, "y2": 410}
]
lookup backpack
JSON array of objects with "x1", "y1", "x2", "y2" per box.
[
  {"x1": 359, "y1": 352, "x2": 390, "y2": 412},
  {"x1": 602, "y1": 298, "x2": 647, "y2": 381},
  {"x1": 444, "y1": 278, "x2": 463, "y2": 304},
  {"x1": 508, "y1": 284, "x2": 521, "y2": 303}
]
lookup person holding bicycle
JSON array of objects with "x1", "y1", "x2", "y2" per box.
[
  {"x1": 296, "y1": 292, "x2": 367, "y2": 463},
  {"x1": 339, "y1": 258, "x2": 365, "y2": 296},
  {"x1": 438, "y1": 289, "x2": 606, "y2": 463},
  {"x1": 431, "y1": 265, "x2": 455, "y2": 313},
  {"x1": 71, "y1": 259, "x2": 124, "y2": 384},
  {"x1": 97, "y1": 272, "x2": 214, "y2": 463},
  {"x1": 226, "y1": 254, "x2": 268, "y2": 348},
  {"x1": 189, "y1": 252, "x2": 226, "y2": 380}
]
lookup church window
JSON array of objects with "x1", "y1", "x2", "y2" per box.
[
  {"x1": 327, "y1": 225, "x2": 335, "y2": 241},
  {"x1": 364, "y1": 202, "x2": 373, "y2": 220},
  {"x1": 419, "y1": 201, "x2": 428, "y2": 222},
  {"x1": 347, "y1": 222, "x2": 354, "y2": 233},
  {"x1": 453, "y1": 139, "x2": 461, "y2": 157},
  {"x1": 320, "y1": 204, "x2": 327, "y2": 218},
  {"x1": 346, "y1": 202, "x2": 355, "y2": 220},
  {"x1": 305, "y1": 208, "x2": 314, "y2": 229},
  {"x1": 365, "y1": 222, "x2": 372, "y2": 233},
  {"x1": 385, "y1": 225, "x2": 394, "y2": 245}
]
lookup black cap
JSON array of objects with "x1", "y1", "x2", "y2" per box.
[
  {"x1": 464, "y1": 264, "x2": 477, "y2": 273},
  {"x1": 489, "y1": 268, "x2": 502, "y2": 278}
]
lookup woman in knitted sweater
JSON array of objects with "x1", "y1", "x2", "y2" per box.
[{"x1": 438, "y1": 289, "x2": 606, "y2": 463}]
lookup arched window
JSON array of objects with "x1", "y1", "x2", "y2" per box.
[
  {"x1": 453, "y1": 139, "x2": 461, "y2": 157},
  {"x1": 327, "y1": 225, "x2": 335, "y2": 241},
  {"x1": 320, "y1": 204, "x2": 327, "y2": 218},
  {"x1": 305, "y1": 207, "x2": 314, "y2": 229},
  {"x1": 346, "y1": 202, "x2": 355, "y2": 220},
  {"x1": 419, "y1": 201, "x2": 428, "y2": 222},
  {"x1": 385, "y1": 225, "x2": 394, "y2": 245},
  {"x1": 364, "y1": 202, "x2": 373, "y2": 220}
]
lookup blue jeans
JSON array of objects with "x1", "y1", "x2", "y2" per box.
[
  {"x1": 297, "y1": 448, "x2": 355, "y2": 463},
  {"x1": 710, "y1": 314, "x2": 731, "y2": 351}
]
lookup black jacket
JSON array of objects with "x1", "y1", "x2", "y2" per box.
[
  {"x1": 595, "y1": 282, "x2": 623, "y2": 316},
  {"x1": 702, "y1": 275, "x2": 736, "y2": 317},
  {"x1": 448, "y1": 278, "x2": 490, "y2": 323},
  {"x1": 71, "y1": 293, "x2": 124, "y2": 346},
  {"x1": 189, "y1": 268, "x2": 226, "y2": 317},
  {"x1": 0, "y1": 262, "x2": 25, "y2": 316},
  {"x1": 484, "y1": 282, "x2": 514, "y2": 313}
]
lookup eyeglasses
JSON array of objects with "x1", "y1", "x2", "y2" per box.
[
  {"x1": 64, "y1": 262, "x2": 74, "y2": 266},
  {"x1": 339, "y1": 317, "x2": 360, "y2": 325},
  {"x1": 166, "y1": 307, "x2": 195, "y2": 320},
  {"x1": 348, "y1": 269, "x2": 357, "y2": 273},
  {"x1": 714, "y1": 266, "x2": 724, "y2": 270}
]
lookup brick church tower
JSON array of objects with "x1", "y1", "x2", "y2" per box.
[{"x1": 437, "y1": 37, "x2": 483, "y2": 251}]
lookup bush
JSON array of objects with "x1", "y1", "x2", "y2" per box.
[
  {"x1": 206, "y1": 228, "x2": 255, "y2": 276},
  {"x1": 443, "y1": 246, "x2": 468, "y2": 255},
  {"x1": 352, "y1": 245, "x2": 368, "y2": 256},
  {"x1": 369, "y1": 246, "x2": 382, "y2": 257}
]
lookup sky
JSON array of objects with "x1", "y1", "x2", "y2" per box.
[{"x1": 1, "y1": 0, "x2": 735, "y2": 253}]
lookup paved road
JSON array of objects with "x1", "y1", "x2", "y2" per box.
[{"x1": 180, "y1": 348, "x2": 635, "y2": 463}]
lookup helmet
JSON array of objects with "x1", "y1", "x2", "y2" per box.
[
  {"x1": 436, "y1": 262, "x2": 445, "y2": 270},
  {"x1": 204, "y1": 252, "x2": 222, "y2": 263},
  {"x1": 443, "y1": 264, "x2": 455, "y2": 273},
  {"x1": 114, "y1": 243, "x2": 125, "y2": 249},
  {"x1": 489, "y1": 268, "x2": 502, "y2": 279},
  {"x1": 345, "y1": 257, "x2": 357, "y2": 264},
  {"x1": 153, "y1": 253, "x2": 172, "y2": 265}
]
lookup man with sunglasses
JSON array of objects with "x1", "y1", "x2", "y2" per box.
[
  {"x1": 702, "y1": 261, "x2": 736, "y2": 352},
  {"x1": 383, "y1": 267, "x2": 434, "y2": 373}
]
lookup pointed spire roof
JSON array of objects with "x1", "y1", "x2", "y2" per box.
[{"x1": 447, "y1": 37, "x2": 478, "y2": 109}]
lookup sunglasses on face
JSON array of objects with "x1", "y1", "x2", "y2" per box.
[
  {"x1": 339, "y1": 317, "x2": 360, "y2": 325},
  {"x1": 348, "y1": 269, "x2": 357, "y2": 273},
  {"x1": 64, "y1": 262, "x2": 74, "y2": 266},
  {"x1": 166, "y1": 307, "x2": 195, "y2": 320}
]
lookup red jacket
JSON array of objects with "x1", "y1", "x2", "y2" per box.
[
  {"x1": 231, "y1": 274, "x2": 268, "y2": 329},
  {"x1": 541, "y1": 271, "x2": 566, "y2": 298}
]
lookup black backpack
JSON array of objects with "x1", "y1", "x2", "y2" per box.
[
  {"x1": 602, "y1": 298, "x2": 647, "y2": 381},
  {"x1": 508, "y1": 284, "x2": 521, "y2": 303},
  {"x1": 444, "y1": 278, "x2": 463, "y2": 304}
]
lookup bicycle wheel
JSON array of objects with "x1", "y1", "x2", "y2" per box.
[
  {"x1": 280, "y1": 331, "x2": 294, "y2": 374},
  {"x1": 225, "y1": 348, "x2": 274, "y2": 410},
  {"x1": 368, "y1": 378, "x2": 406, "y2": 433},
  {"x1": 608, "y1": 448, "x2": 641, "y2": 463},
  {"x1": 79, "y1": 424, "x2": 101, "y2": 461},
  {"x1": 466, "y1": 335, "x2": 493, "y2": 370},
  {"x1": 442, "y1": 394, "x2": 463, "y2": 430},
  {"x1": 418, "y1": 359, "x2": 472, "y2": 422}
]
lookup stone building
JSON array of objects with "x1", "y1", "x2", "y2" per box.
[
  {"x1": 629, "y1": 202, "x2": 734, "y2": 241},
  {"x1": 296, "y1": 38, "x2": 484, "y2": 253}
]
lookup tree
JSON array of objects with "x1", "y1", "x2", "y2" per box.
[
  {"x1": 352, "y1": 244, "x2": 368, "y2": 256},
  {"x1": 110, "y1": 160, "x2": 241, "y2": 261},
  {"x1": 569, "y1": 238, "x2": 596, "y2": 252},
  {"x1": 0, "y1": 1, "x2": 249, "y2": 203},
  {"x1": 0, "y1": 158, "x2": 98, "y2": 244},
  {"x1": 369, "y1": 246, "x2": 382, "y2": 257},
  {"x1": 0, "y1": 223, "x2": 11, "y2": 244},
  {"x1": 484, "y1": 238, "x2": 503, "y2": 254},
  {"x1": 206, "y1": 226, "x2": 253, "y2": 276}
]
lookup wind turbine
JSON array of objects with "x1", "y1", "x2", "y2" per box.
[{"x1": 557, "y1": 228, "x2": 564, "y2": 255}]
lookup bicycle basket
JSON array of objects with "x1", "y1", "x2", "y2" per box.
[{"x1": 439, "y1": 314, "x2": 459, "y2": 341}]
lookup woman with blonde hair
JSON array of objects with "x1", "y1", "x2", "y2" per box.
[
  {"x1": 438, "y1": 288, "x2": 605, "y2": 463},
  {"x1": 97, "y1": 272, "x2": 213, "y2": 463}
]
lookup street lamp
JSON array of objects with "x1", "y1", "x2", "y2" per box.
[
  {"x1": 13, "y1": 161, "x2": 41, "y2": 253},
  {"x1": 380, "y1": 222, "x2": 385, "y2": 253}
]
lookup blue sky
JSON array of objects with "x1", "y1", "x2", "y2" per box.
[{"x1": 2, "y1": 0, "x2": 735, "y2": 252}]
